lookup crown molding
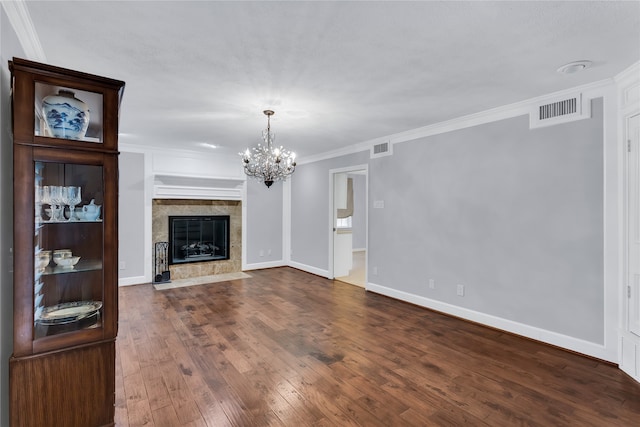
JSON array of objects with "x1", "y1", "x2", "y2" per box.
[
  {"x1": 119, "y1": 141, "x2": 234, "y2": 159},
  {"x1": 297, "y1": 140, "x2": 372, "y2": 165},
  {"x1": 614, "y1": 60, "x2": 640, "y2": 85},
  {"x1": 300, "y1": 77, "x2": 613, "y2": 165},
  {"x1": 1, "y1": 0, "x2": 46, "y2": 62}
]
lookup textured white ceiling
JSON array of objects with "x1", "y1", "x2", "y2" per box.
[{"x1": 21, "y1": 0, "x2": 640, "y2": 159}]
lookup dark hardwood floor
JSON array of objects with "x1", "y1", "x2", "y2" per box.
[{"x1": 115, "y1": 267, "x2": 640, "y2": 426}]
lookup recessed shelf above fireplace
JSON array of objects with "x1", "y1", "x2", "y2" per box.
[{"x1": 169, "y1": 215, "x2": 230, "y2": 265}]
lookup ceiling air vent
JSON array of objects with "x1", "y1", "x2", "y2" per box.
[
  {"x1": 530, "y1": 93, "x2": 590, "y2": 129},
  {"x1": 371, "y1": 141, "x2": 393, "y2": 158}
]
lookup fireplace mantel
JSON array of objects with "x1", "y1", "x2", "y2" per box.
[{"x1": 154, "y1": 174, "x2": 244, "y2": 200}]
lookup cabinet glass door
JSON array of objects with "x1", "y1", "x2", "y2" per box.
[{"x1": 34, "y1": 160, "x2": 104, "y2": 339}]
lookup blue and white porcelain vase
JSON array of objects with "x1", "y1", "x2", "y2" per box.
[{"x1": 42, "y1": 90, "x2": 90, "y2": 140}]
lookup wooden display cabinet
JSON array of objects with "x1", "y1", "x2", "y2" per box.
[{"x1": 8, "y1": 58, "x2": 125, "y2": 427}]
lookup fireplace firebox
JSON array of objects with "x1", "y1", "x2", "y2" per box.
[{"x1": 169, "y1": 215, "x2": 230, "y2": 265}]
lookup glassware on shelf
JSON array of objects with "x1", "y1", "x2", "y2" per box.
[
  {"x1": 48, "y1": 186, "x2": 64, "y2": 222},
  {"x1": 34, "y1": 162, "x2": 44, "y2": 222},
  {"x1": 41, "y1": 186, "x2": 53, "y2": 221},
  {"x1": 64, "y1": 186, "x2": 81, "y2": 221},
  {"x1": 35, "y1": 185, "x2": 43, "y2": 223}
]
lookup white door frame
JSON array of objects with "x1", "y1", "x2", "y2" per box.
[
  {"x1": 328, "y1": 164, "x2": 368, "y2": 281},
  {"x1": 626, "y1": 113, "x2": 640, "y2": 337}
]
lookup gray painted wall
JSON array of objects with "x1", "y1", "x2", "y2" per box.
[
  {"x1": 118, "y1": 152, "x2": 145, "y2": 278},
  {"x1": 290, "y1": 151, "x2": 369, "y2": 271},
  {"x1": 246, "y1": 178, "x2": 283, "y2": 264},
  {"x1": 291, "y1": 99, "x2": 604, "y2": 345},
  {"x1": 368, "y1": 100, "x2": 604, "y2": 343},
  {"x1": 0, "y1": 10, "x2": 24, "y2": 425}
]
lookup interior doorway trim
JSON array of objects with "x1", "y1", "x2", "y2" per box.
[{"x1": 328, "y1": 164, "x2": 368, "y2": 282}]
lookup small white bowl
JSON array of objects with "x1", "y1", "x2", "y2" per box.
[
  {"x1": 53, "y1": 249, "x2": 72, "y2": 261},
  {"x1": 54, "y1": 255, "x2": 80, "y2": 268},
  {"x1": 35, "y1": 252, "x2": 51, "y2": 270}
]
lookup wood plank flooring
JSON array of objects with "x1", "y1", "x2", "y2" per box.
[{"x1": 115, "y1": 267, "x2": 640, "y2": 426}]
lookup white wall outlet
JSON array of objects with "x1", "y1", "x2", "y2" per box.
[
  {"x1": 119, "y1": 261, "x2": 126, "y2": 270},
  {"x1": 267, "y1": 249, "x2": 272, "y2": 256},
  {"x1": 456, "y1": 284, "x2": 465, "y2": 296},
  {"x1": 373, "y1": 266, "x2": 378, "y2": 275},
  {"x1": 259, "y1": 250, "x2": 264, "y2": 257},
  {"x1": 429, "y1": 279, "x2": 435, "y2": 289},
  {"x1": 373, "y1": 200, "x2": 385, "y2": 209}
]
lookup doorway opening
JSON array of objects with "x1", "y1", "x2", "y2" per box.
[{"x1": 329, "y1": 166, "x2": 368, "y2": 287}]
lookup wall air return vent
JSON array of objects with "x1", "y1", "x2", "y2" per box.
[
  {"x1": 540, "y1": 98, "x2": 577, "y2": 120},
  {"x1": 530, "y1": 93, "x2": 591, "y2": 129},
  {"x1": 371, "y1": 141, "x2": 393, "y2": 158}
]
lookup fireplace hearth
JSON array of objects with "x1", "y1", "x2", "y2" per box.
[{"x1": 169, "y1": 215, "x2": 230, "y2": 265}]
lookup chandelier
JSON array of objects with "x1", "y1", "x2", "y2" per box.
[{"x1": 240, "y1": 110, "x2": 296, "y2": 188}]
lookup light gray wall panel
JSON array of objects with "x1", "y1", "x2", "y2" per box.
[
  {"x1": 369, "y1": 99, "x2": 604, "y2": 343},
  {"x1": 246, "y1": 178, "x2": 283, "y2": 264},
  {"x1": 291, "y1": 152, "x2": 369, "y2": 270},
  {"x1": 0, "y1": 10, "x2": 25, "y2": 425},
  {"x1": 118, "y1": 152, "x2": 145, "y2": 278}
]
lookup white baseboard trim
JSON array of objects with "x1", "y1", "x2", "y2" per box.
[
  {"x1": 353, "y1": 248, "x2": 366, "y2": 253},
  {"x1": 288, "y1": 261, "x2": 329, "y2": 278},
  {"x1": 243, "y1": 260, "x2": 286, "y2": 271},
  {"x1": 366, "y1": 282, "x2": 614, "y2": 363},
  {"x1": 118, "y1": 275, "x2": 148, "y2": 287}
]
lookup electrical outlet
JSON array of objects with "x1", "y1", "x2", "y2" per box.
[
  {"x1": 456, "y1": 284, "x2": 465, "y2": 296},
  {"x1": 429, "y1": 279, "x2": 435, "y2": 289},
  {"x1": 119, "y1": 261, "x2": 126, "y2": 270},
  {"x1": 373, "y1": 266, "x2": 378, "y2": 275},
  {"x1": 259, "y1": 250, "x2": 264, "y2": 257},
  {"x1": 267, "y1": 249, "x2": 272, "y2": 256}
]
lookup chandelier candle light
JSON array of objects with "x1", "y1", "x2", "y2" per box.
[{"x1": 240, "y1": 110, "x2": 296, "y2": 188}]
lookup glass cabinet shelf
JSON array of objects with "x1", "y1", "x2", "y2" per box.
[
  {"x1": 32, "y1": 160, "x2": 105, "y2": 341},
  {"x1": 39, "y1": 219, "x2": 102, "y2": 224},
  {"x1": 34, "y1": 310, "x2": 102, "y2": 339},
  {"x1": 39, "y1": 259, "x2": 103, "y2": 276}
]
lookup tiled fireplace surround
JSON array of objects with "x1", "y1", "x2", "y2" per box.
[{"x1": 152, "y1": 199, "x2": 242, "y2": 280}]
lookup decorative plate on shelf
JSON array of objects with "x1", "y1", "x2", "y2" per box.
[{"x1": 36, "y1": 300, "x2": 102, "y2": 325}]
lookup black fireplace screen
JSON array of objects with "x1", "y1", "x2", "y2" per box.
[{"x1": 168, "y1": 215, "x2": 230, "y2": 265}]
